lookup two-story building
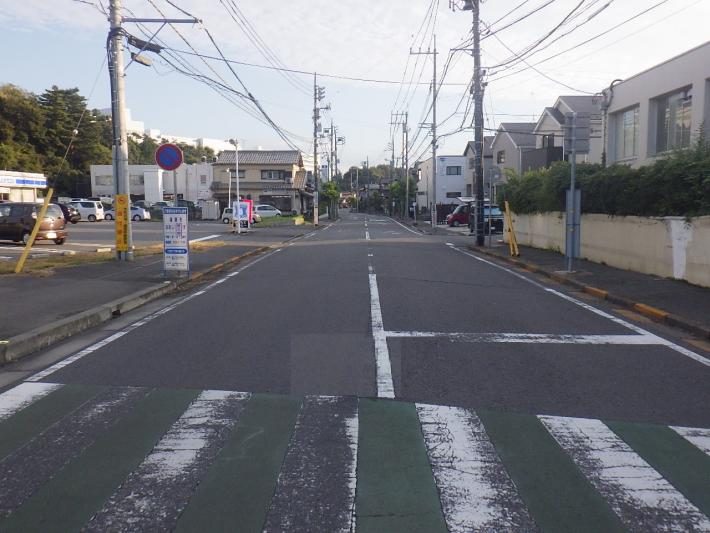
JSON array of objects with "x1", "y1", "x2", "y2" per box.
[
  {"x1": 213, "y1": 150, "x2": 311, "y2": 214},
  {"x1": 601, "y1": 40, "x2": 710, "y2": 167},
  {"x1": 463, "y1": 136, "x2": 495, "y2": 197},
  {"x1": 415, "y1": 155, "x2": 469, "y2": 211},
  {"x1": 489, "y1": 123, "x2": 537, "y2": 179}
]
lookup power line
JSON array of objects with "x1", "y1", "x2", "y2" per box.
[{"x1": 483, "y1": 0, "x2": 558, "y2": 39}]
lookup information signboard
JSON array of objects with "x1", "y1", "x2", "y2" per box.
[
  {"x1": 163, "y1": 206, "x2": 189, "y2": 272},
  {"x1": 114, "y1": 194, "x2": 129, "y2": 252}
]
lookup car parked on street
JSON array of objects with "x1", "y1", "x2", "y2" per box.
[
  {"x1": 104, "y1": 205, "x2": 151, "y2": 221},
  {"x1": 69, "y1": 200, "x2": 105, "y2": 222},
  {"x1": 55, "y1": 203, "x2": 81, "y2": 224},
  {"x1": 221, "y1": 208, "x2": 261, "y2": 224},
  {"x1": 0, "y1": 203, "x2": 68, "y2": 244},
  {"x1": 446, "y1": 203, "x2": 504, "y2": 233},
  {"x1": 254, "y1": 204, "x2": 282, "y2": 218}
]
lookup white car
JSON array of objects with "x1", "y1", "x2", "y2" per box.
[
  {"x1": 254, "y1": 204, "x2": 282, "y2": 218},
  {"x1": 105, "y1": 205, "x2": 151, "y2": 221},
  {"x1": 69, "y1": 200, "x2": 105, "y2": 222},
  {"x1": 221, "y1": 208, "x2": 262, "y2": 224}
]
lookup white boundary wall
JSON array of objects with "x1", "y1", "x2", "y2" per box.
[{"x1": 507, "y1": 213, "x2": 710, "y2": 288}]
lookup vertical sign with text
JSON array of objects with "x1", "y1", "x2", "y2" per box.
[
  {"x1": 114, "y1": 194, "x2": 129, "y2": 252},
  {"x1": 163, "y1": 207, "x2": 189, "y2": 272}
]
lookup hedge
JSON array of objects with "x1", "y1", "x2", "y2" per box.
[{"x1": 500, "y1": 139, "x2": 710, "y2": 217}]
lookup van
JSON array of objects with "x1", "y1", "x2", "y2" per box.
[
  {"x1": 446, "y1": 203, "x2": 504, "y2": 232},
  {"x1": 69, "y1": 200, "x2": 105, "y2": 222},
  {"x1": 0, "y1": 203, "x2": 68, "y2": 245}
]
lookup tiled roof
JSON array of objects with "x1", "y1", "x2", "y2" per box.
[
  {"x1": 216, "y1": 150, "x2": 302, "y2": 166},
  {"x1": 500, "y1": 122, "x2": 536, "y2": 148}
]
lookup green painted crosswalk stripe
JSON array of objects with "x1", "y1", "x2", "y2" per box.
[
  {"x1": 477, "y1": 410, "x2": 627, "y2": 533},
  {"x1": 176, "y1": 393, "x2": 301, "y2": 533},
  {"x1": 0, "y1": 384, "x2": 100, "y2": 461},
  {"x1": 606, "y1": 420, "x2": 710, "y2": 517},
  {"x1": 356, "y1": 399, "x2": 447, "y2": 533},
  {"x1": 0, "y1": 387, "x2": 199, "y2": 533}
]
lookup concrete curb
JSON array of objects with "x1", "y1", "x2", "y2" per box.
[
  {"x1": 0, "y1": 243, "x2": 276, "y2": 365},
  {"x1": 467, "y1": 245, "x2": 710, "y2": 341}
]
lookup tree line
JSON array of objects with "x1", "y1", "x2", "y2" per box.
[{"x1": 0, "y1": 84, "x2": 214, "y2": 196}]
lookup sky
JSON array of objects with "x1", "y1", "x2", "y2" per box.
[{"x1": 1, "y1": 0, "x2": 709, "y2": 169}]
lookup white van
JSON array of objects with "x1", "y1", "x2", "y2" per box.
[{"x1": 69, "y1": 200, "x2": 105, "y2": 222}]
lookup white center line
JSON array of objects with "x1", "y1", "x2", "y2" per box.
[
  {"x1": 365, "y1": 231, "x2": 370, "y2": 240},
  {"x1": 368, "y1": 261, "x2": 394, "y2": 398},
  {"x1": 189, "y1": 234, "x2": 220, "y2": 243}
]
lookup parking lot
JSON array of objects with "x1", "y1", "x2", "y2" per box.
[{"x1": 0, "y1": 220, "x2": 231, "y2": 260}]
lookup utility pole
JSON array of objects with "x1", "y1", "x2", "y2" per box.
[
  {"x1": 108, "y1": 1, "x2": 196, "y2": 260},
  {"x1": 108, "y1": 0, "x2": 132, "y2": 261},
  {"x1": 410, "y1": 38, "x2": 438, "y2": 229},
  {"x1": 313, "y1": 74, "x2": 319, "y2": 225},
  {"x1": 452, "y1": 0, "x2": 485, "y2": 245},
  {"x1": 404, "y1": 112, "x2": 409, "y2": 218}
]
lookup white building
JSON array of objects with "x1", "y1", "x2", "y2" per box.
[
  {"x1": 415, "y1": 155, "x2": 468, "y2": 208},
  {"x1": 602, "y1": 40, "x2": 710, "y2": 167},
  {"x1": 90, "y1": 163, "x2": 214, "y2": 204},
  {"x1": 0, "y1": 171, "x2": 47, "y2": 202}
]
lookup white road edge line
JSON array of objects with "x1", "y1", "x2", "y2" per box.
[
  {"x1": 388, "y1": 217, "x2": 422, "y2": 236},
  {"x1": 451, "y1": 246, "x2": 710, "y2": 368},
  {"x1": 189, "y1": 234, "x2": 220, "y2": 243},
  {"x1": 365, "y1": 231, "x2": 370, "y2": 241},
  {"x1": 540, "y1": 415, "x2": 710, "y2": 531},
  {"x1": 0, "y1": 382, "x2": 63, "y2": 421},
  {"x1": 25, "y1": 246, "x2": 284, "y2": 383},
  {"x1": 368, "y1": 263, "x2": 394, "y2": 398}
]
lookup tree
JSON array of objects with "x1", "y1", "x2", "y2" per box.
[{"x1": 0, "y1": 84, "x2": 45, "y2": 172}]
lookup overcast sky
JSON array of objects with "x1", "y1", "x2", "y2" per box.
[{"x1": 1, "y1": 0, "x2": 709, "y2": 168}]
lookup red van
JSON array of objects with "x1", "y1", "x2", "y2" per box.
[{"x1": 446, "y1": 203, "x2": 504, "y2": 232}]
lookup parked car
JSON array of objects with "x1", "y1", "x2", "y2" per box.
[
  {"x1": 446, "y1": 203, "x2": 504, "y2": 233},
  {"x1": 221, "y1": 208, "x2": 261, "y2": 224},
  {"x1": 0, "y1": 203, "x2": 68, "y2": 245},
  {"x1": 104, "y1": 205, "x2": 151, "y2": 221},
  {"x1": 133, "y1": 200, "x2": 152, "y2": 209},
  {"x1": 55, "y1": 203, "x2": 81, "y2": 224},
  {"x1": 254, "y1": 204, "x2": 282, "y2": 218},
  {"x1": 69, "y1": 200, "x2": 105, "y2": 222}
]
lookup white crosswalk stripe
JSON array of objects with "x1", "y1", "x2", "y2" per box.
[
  {"x1": 672, "y1": 426, "x2": 710, "y2": 456},
  {"x1": 540, "y1": 415, "x2": 710, "y2": 532},
  {"x1": 0, "y1": 382, "x2": 62, "y2": 422},
  {"x1": 417, "y1": 404, "x2": 536, "y2": 532}
]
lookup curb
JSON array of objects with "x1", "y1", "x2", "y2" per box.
[
  {"x1": 467, "y1": 245, "x2": 710, "y2": 341},
  {"x1": 0, "y1": 242, "x2": 279, "y2": 365}
]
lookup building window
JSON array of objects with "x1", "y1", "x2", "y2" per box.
[
  {"x1": 466, "y1": 184, "x2": 472, "y2": 196},
  {"x1": 542, "y1": 134, "x2": 554, "y2": 148},
  {"x1": 95, "y1": 175, "x2": 113, "y2": 186},
  {"x1": 654, "y1": 89, "x2": 692, "y2": 153},
  {"x1": 445, "y1": 166, "x2": 462, "y2": 175},
  {"x1": 497, "y1": 150, "x2": 505, "y2": 164},
  {"x1": 129, "y1": 175, "x2": 144, "y2": 186},
  {"x1": 229, "y1": 169, "x2": 245, "y2": 179},
  {"x1": 468, "y1": 158, "x2": 475, "y2": 169},
  {"x1": 261, "y1": 170, "x2": 286, "y2": 180},
  {"x1": 613, "y1": 106, "x2": 639, "y2": 160},
  {"x1": 445, "y1": 192, "x2": 461, "y2": 198},
  {"x1": 200, "y1": 175, "x2": 207, "y2": 184}
]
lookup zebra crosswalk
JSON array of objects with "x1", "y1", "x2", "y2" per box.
[{"x1": 0, "y1": 382, "x2": 708, "y2": 532}]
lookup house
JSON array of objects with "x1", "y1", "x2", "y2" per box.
[
  {"x1": 463, "y1": 136, "x2": 495, "y2": 198},
  {"x1": 601, "y1": 40, "x2": 710, "y2": 167},
  {"x1": 489, "y1": 123, "x2": 536, "y2": 179},
  {"x1": 415, "y1": 155, "x2": 468, "y2": 210},
  {"x1": 213, "y1": 150, "x2": 311, "y2": 214},
  {"x1": 530, "y1": 95, "x2": 603, "y2": 167}
]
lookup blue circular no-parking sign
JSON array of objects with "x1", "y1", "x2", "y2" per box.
[{"x1": 155, "y1": 143, "x2": 184, "y2": 171}]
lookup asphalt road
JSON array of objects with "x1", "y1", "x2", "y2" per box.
[{"x1": 1, "y1": 212, "x2": 709, "y2": 532}]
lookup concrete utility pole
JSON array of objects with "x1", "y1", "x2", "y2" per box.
[
  {"x1": 404, "y1": 112, "x2": 409, "y2": 218},
  {"x1": 410, "y1": 39, "x2": 438, "y2": 229},
  {"x1": 313, "y1": 74, "x2": 319, "y2": 225},
  {"x1": 472, "y1": 0, "x2": 485, "y2": 246},
  {"x1": 108, "y1": 0, "x2": 132, "y2": 261}
]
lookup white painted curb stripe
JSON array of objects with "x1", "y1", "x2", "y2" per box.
[
  {"x1": 671, "y1": 426, "x2": 710, "y2": 456},
  {"x1": 0, "y1": 382, "x2": 62, "y2": 422},
  {"x1": 451, "y1": 247, "x2": 710, "y2": 368},
  {"x1": 540, "y1": 415, "x2": 710, "y2": 532},
  {"x1": 369, "y1": 264, "x2": 394, "y2": 398},
  {"x1": 388, "y1": 217, "x2": 422, "y2": 236},
  {"x1": 417, "y1": 404, "x2": 534, "y2": 532},
  {"x1": 386, "y1": 331, "x2": 662, "y2": 345}
]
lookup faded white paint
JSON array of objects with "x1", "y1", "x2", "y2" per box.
[
  {"x1": 368, "y1": 264, "x2": 394, "y2": 398},
  {"x1": 671, "y1": 426, "x2": 710, "y2": 456},
  {"x1": 344, "y1": 404, "x2": 359, "y2": 531},
  {"x1": 0, "y1": 382, "x2": 62, "y2": 421},
  {"x1": 417, "y1": 404, "x2": 534, "y2": 532},
  {"x1": 385, "y1": 331, "x2": 662, "y2": 345},
  {"x1": 540, "y1": 415, "x2": 710, "y2": 532},
  {"x1": 507, "y1": 213, "x2": 710, "y2": 287}
]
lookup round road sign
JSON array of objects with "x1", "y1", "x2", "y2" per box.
[{"x1": 155, "y1": 143, "x2": 184, "y2": 171}]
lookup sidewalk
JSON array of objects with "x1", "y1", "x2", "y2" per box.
[
  {"x1": 0, "y1": 225, "x2": 312, "y2": 363},
  {"x1": 399, "y1": 217, "x2": 710, "y2": 339}
]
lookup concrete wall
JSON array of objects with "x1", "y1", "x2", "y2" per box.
[{"x1": 507, "y1": 212, "x2": 710, "y2": 287}]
